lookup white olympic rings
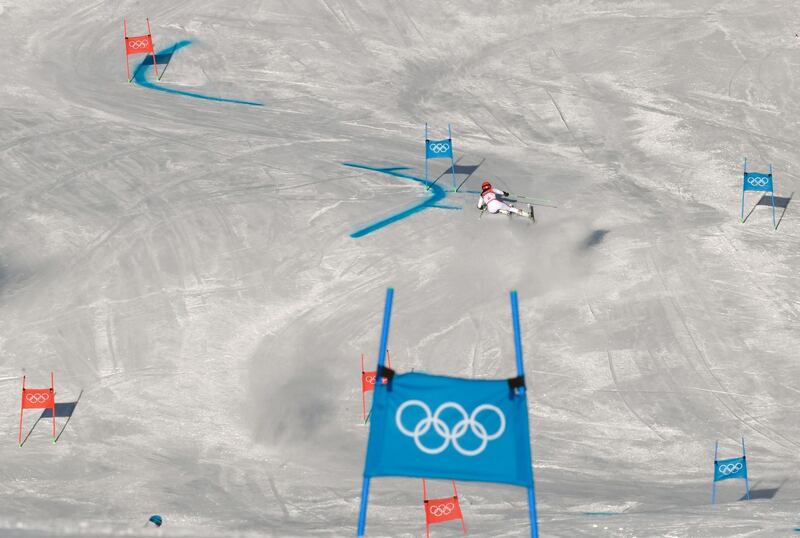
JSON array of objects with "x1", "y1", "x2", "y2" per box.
[
  {"x1": 128, "y1": 39, "x2": 150, "y2": 50},
  {"x1": 747, "y1": 176, "x2": 770, "y2": 188},
  {"x1": 718, "y1": 462, "x2": 743, "y2": 475},
  {"x1": 428, "y1": 142, "x2": 450, "y2": 154},
  {"x1": 364, "y1": 374, "x2": 376, "y2": 385},
  {"x1": 395, "y1": 400, "x2": 505, "y2": 457},
  {"x1": 429, "y1": 503, "x2": 455, "y2": 517},
  {"x1": 26, "y1": 393, "x2": 50, "y2": 404}
]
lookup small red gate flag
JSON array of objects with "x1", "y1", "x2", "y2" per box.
[
  {"x1": 360, "y1": 350, "x2": 392, "y2": 421},
  {"x1": 422, "y1": 479, "x2": 467, "y2": 538},
  {"x1": 123, "y1": 18, "x2": 159, "y2": 82},
  {"x1": 19, "y1": 372, "x2": 57, "y2": 445}
]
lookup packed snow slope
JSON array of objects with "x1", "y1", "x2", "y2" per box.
[{"x1": 0, "y1": 1, "x2": 799, "y2": 536}]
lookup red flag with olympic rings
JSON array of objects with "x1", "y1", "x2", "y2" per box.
[
  {"x1": 360, "y1": 351, "x2": 392, "y2": 421},
  {"x1": 423, "y1": 479, "x2": 467, "y2": 537},
  {"x1": 123, "y1": 18, "x2": 159, "y2": 82},
  {"x1": 125, "y1": 34, "x2": 154, "y2": 56},
  {"x1": 18, "y1": 372, "x2": 57, "y2": 446}
]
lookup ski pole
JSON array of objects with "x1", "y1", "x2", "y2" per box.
[{"x1": 507, "y1": 193, "x2": 558, "y2": 207}]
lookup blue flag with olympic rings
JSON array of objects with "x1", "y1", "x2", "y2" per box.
[
  {"x1": 426, "y1": 139, "x2": 453, "y2": 159},
  {"x1": 363, "y1": 372, "x2": 534, "y2": 487},
  {"x1": 714, "y1": 456, "x2": 747, "y2": 482},
  {"x1": 743, "y1": 172, "x2": 773, "y2": 192}
]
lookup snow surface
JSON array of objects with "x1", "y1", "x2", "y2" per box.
[{"x1": 1, "y1": 1, "x2": 799, "y2": 536}]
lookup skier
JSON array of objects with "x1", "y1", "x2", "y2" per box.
[{"x1": 477, "y1": 181, "x2": 534, "y2": 220}]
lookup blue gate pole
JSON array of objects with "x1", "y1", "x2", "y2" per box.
[
  {"x1": 510, "y1": 291, "x2": 539, "y2": 538},
  {"x1": 511, "y1": 291, "x2": 525, "y2": 377},
  {"x1": 356, "y1": 288, "x2": 395, "y2": 537},
  {"x1": 424, "y1": 123, "x2": 429, "y2": 187},
  {"x1": 448, "y1": 124, "x2": 457, "y2": 192},
  {"x1": 375, "y1": 288, "x2": 394, "y2": 372},
  {"x1": 740, "y1": 158, "x2": 746, "y2": 223},
  {"x1": 742, "y1": 437, "x2": 751, "y2": 500},
  {"x1": 356, "y1": 480, "x2": 371, "y2": 538},
  {"x1": 770, "y1": 164, "x2": 776, "y2": 229},
  {"x1": 711, "y1": 441, "x2": 718, "y2": 505}
]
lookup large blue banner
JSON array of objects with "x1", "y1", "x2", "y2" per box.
[
  {"x1": 743, "y1": 172, "x2": 773, "y2": 192},
  {"x1": 714, "y1": 456, "x2": 747, "y2": 482},
  {"x1": 363, "y1": 372, "x2": 533, "y2": 487},
  {"x1": 426, "y1": 138, "x2": 453, "y2": 159}
]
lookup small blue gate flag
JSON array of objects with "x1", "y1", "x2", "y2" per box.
[
  {"x1": 426, "y1": 138, "x2": 453, "y2": 159},
  {"x1": 714, "y1": 456, "x2": 747, "y2": 482},
  {"x1": 743, "y1": 172, "x2": 773, "y2": 192},
  {"x1": 363, "y1": 372, "x2": 534, "y2": 487}
]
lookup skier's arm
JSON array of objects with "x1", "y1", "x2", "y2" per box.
[
  {"x1": 492, "y1": 188, "x2": 510, "y2": 196},
  {"x1": 477, "y1": 196, "x2": 485, "y2": 210}
]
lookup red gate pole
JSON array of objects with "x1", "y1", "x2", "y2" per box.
[
  {"x1": 423, "y1": 479, "x2": 430, "y2": 538},
  {"x1": 18, "y1": 375, "x2": 26, "y2": 446},
  {"x1": 50, "y1": 372, "x2": 56, "y2": 442},
  {"x1": 453, "y1": 481, "x2": 467, "y2": 534},
  {"x1": 123, "y1": 19, "x2": 132, "y2": 82},
  {"x1": 146, "y1": 18, "x2": 160, "y2": 80},
  {"x1": 360, "y1": 353, "x2": 367, "y2": 421}
]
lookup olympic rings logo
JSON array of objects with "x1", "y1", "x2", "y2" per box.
[
  {"x1": 428, "y1": 142, "x2": 450, "y2": 154},
  {"x1": 363, "y1": 374, "x2": 388, "y2": 386},
  {"x1": 747, "y1": 176, "x2": 770, "y2": 188},
  {"x1": 128, "y1": 39, "x2": 150, "y2": 50},
  {"x1": 718, "y1": 462, "x2": 743, "y2": 475},
  {"x1": 395, "y1": 400, "x2": 505, "y2": 457},
  {"x1": 429, "y1": 503, "x2": 455, "y2": 517},
  {"x1": 25, "y1": 393, "x2": 50, "y2": 404}
]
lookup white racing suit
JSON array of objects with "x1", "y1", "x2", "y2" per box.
[{"x1": 477, "y1": 188, "x2": 529, "y2": 217}]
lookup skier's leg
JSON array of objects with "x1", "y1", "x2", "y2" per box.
[
  {"x1": 494, "y1": 201, "x2": 513, "y2": 217},
  {"x1": 487, "y1": 200, "x2": 505, "y2": 214}
]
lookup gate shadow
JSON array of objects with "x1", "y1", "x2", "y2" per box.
[
  {"x1": 740, "y1": 479, "x2": 787, "y2": 501},
  {"x1": 742, "y1": 192, "x2": 793, "y2": 227},
  {"x1": 153, "y1": 44, "x2": 177, "y2": 80},
  {"x1": 428, "y1": 157, "x2": 485, "y2": 192},
  {"x1": 20, "y1": 389, "x2": 83, "y2": 446}
]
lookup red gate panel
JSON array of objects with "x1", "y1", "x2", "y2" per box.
[
  {"x1": 18, "y1": 373, "x2": 57, "y2": 445},
  {"x1": 422, "y1": 479, "x2": 467, "y2": 537},
  {"x1": 360, "y1": 351, "x2": 392, "y2": 421},
  {"x1": 123, "y1": 18, "x2": 159, "y2": 81}
]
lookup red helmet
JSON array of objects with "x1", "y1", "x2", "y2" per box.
[{"x1": 481, "y1": 181, "x2": 492, "y2": 192}]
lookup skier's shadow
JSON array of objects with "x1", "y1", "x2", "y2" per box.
[
  {"x1": 581, "y1": 229, "x2": 610, "y2": 249},
  {"x1": 19, "y1": 390, "x2": 83, "y2": 446}
]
